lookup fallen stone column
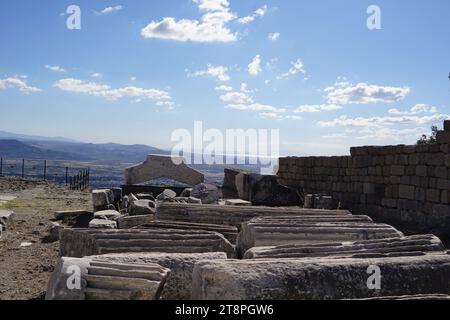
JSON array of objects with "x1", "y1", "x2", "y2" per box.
[
  {"x1": 116, "y1": 215, "x2": 154, "y2": 229},
  {"x1": 191, "y1": 253, "x2": 450, "y2": 300},
  {"x1": 156, "y1": 203, "x2": 351, "y2": 227},
  {"x1": 237, "y1": 219, "x2": 403, "y2": 255},
  {"x1": 60, "y1": 228, "x2": 236, "y2": 258},
  {"x1": 46, "y1": 257, "x2": 170, "y2": 300},
  {"x1": 134, "y1": 221, "x2": 239, "y2": 244},
  {"x1": 91, "y1": 252, "x2": 227, "y2": 300},
  {"x1": 244, "y1": 234, "x2": 444, "y2": 259}
]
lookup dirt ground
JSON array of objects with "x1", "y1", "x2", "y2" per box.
[{"x1": 0, "y1": 177, "x2": 91, "y2": 300}]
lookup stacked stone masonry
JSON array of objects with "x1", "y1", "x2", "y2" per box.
[{"x1": 278, "y1": 120, "x2": 450, "y2": 238}]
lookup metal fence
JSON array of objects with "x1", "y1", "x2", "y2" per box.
[{"x1": 0, "y1": 157, "x2": 90, "y2": 190}]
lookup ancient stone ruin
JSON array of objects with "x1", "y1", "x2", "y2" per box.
[{"x1": 45, "y1": 122, "x2": 450, "y2": 300}]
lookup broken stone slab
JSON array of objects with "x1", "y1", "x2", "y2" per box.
[
  {"x1": 156, "y1": 203, "x2": 352, "y2": 227},
  {"x1": 130, "y1": 200, "x2": 156, "y2": 216},
  {"x1": 46, "y1": 257, "x2": 170, "y2": 300},
  {"x1": 244, "y1": 234, "x2": 445, "y2": 259},
  {"x1": 191, "y1": 183, "x2": 220, "y2": 204},
  {"x1": 222, "y1": 168, "x2": 244, "y2": 199},
  {"x1": 92, "y1": 189, "x2": 114, "y2": 212},
  {"x1": 304, "y1": 194, "x2": 337, "y2": 210},
  {"x1": 47, "y1": 221, "x2": 64, "y2": 242},
  {"x1": 235, "y1": 172, "x2": 263, "y2": 201},
  {"x1": 225, "y1": 199, "x2": 252, "y2": 206},
  {"x1": 0, "y1": 209, "x2": 13, "y2": 228},
  {"x1": 250, "y1": 175, "x2": 300, "y2": 207},
  {"x1": 156, "y1": 189, "x2": 177, "y2": 201},
  {"x1": 180, "y1": 188, "x2": 192, "y2": 198},
  {"x1": 124, "y1": 154, "x2": 204, "y2": 186},
  {"x1": 91, "y1": 252, "x2": 227, "y2": 300},
  {"x1": 93, "y1": 210, "x2": 121, "y2": 220},
  {"x1": 136, "y1": 220, "x2": 239, "y2": 244},
  {"x1": 89, "y1": 219, "x2": 117, "y2": 229},
  {"x1": 191, "y1": 253, "x2": 450, "y2": 300},
  {"x1": 237, "y1": 218, "x2": 403, "y2": 256},
  {"x1": 60, "y1": 228, "x2": 236, "y2": 258},
  {"x1": 136, "y1": 193, "x2": 155, "y2": 201},
  {"x1": 54, "y1": 210, "x2": 92, "y2": 221},
  {"x1": 116, "y1": 215, "x2": 155, "y2": 229}
]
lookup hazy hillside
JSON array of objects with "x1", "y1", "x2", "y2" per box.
[
  {"x1": 0, "y1": 130, "x2": 79, "y2": 143},
  {"x1": 0, "y1": 140, "x2": 91, "y2": 160}
]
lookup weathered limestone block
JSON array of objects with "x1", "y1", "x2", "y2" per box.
[
  {"x1": 156, "y1": 189, "x2": 177, "y2": 201},
  {"x1": 191, "y1": 183, "x2": 220, "y2": 204},
  {"x1": 54, "y1": 210, "x2": 92, "y2": 221},
  {"x1": 304, "y1": 194, "x2": 337, "y2": 209},
  {"x1": 93, "y1": 210, "x2": 121, "y2": 220},
  {"x1": 225, "y1": 199, "x2": 252, "y2": 206},
  {"x1": 46, "y1": 257, "x2": 169, "y2": 300},
  {"x1": 116, "y1": 215, "x2": 155, "y2": 229},
  {"x1": 235, "y1": 172, "x2": 264, "y2": 201},
  {"x1": 437, "y1": 131, "x2": 450, "y2": 144},
  {"x1": 124, "y1": 154, "x2": 204, "y2": 186},
  {"x1": 130, "y1": 200, "x2": 156, "y2": 216},
  {"x1": 91, "y1": 252, "x2": 227, "y2": 300},
  {"x1": 47, "y1": 221, "x2": 64, "y2": 242},
  {"x1": 0, "y1": 209, "x2": 13, "y2": 229},
  {"x1": 136, "y1": 193, "x2": 155, "y2": 201},
  {"x1": 156, "y1": 203, "x2": 351, "y2": 227},
  {"x1": 89, "y1": 219, "x2": 117, "y2": 229},
  {"x1": 192, "y1": 253, "x2": 450, "y2": 300},
  {"x1": 136, "y1": 220, "x2": 238, "y2": 244},
  {"x1": 92, "y1": 189, "x2": 114, "y2": 212},
  {"x1": 244, "y1": 234, "x2": 444, "y2": 259},
  {"x1": 237, "y1": 217, "x2": 403, "y2": 255},
  {"x1": 250, "y1": 176, "x2": 300, "y2": 207},
  {"x1": 60, "y1": 228, "x2": 236, "y2": 258},
  {"x1": 222, "y1": 168, "x2": 244, "y2": 199}
]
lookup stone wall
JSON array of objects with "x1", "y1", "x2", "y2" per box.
[{"x1": 278, "y1": 121, "x2": 450, "y2": 239}]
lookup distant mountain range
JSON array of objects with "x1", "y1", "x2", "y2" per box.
[{"x1": 0, "y1": 131, "x2": 169, "y2": 163}]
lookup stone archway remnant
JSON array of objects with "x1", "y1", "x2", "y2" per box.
[{"x1": 124, "y1": 155, "x2": 204, "y2": 186}]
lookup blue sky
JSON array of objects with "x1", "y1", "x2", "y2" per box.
[{"x1": 0, "y1": 0, "x2": 449, "y2": 156}]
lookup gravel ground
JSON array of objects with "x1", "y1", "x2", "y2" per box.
[{"x1": 0, "y1": 177, "x2": 91, "y2": 300}]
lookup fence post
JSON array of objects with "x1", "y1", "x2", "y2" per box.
[
  {"x1": 0, "y1": 157, "x2": 2, "y2": 176},
  {"x1": 65, "y1": 167, "x2": 68, "y2": 185},
  {"x1": 43, "y1": 160, "x2": 47, "y2": 180},
  {"x1": 22, "y1": 159, "x2": 25, "y2": 179}
]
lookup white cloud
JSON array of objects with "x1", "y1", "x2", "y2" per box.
[
  {"x1": 91, "y1": 73, "x2": 102, "y2": 78},
  {"x1": 278, "y1": 59, "x2": 306, "y2": 79},
  {"x1": 141, "y1": 1, "x2": 268, "y2": 43},
  {"x1": 130, "y1": 76, "x2": 137, "y2": 81},
  {"x1": 325, "y1": 81, "x2": 411, "y2": 105},
  {"x1": 318, "y1": 113, "x2": 450, "y2": 128},
  {"x1": 248, "y1": 54, "x2": 262, "y2": 76},
  {"x1": 322, "y1": 133, "x2": 349, "y2": 140},
  {"x1": 0, "y1": 77, "x2": 41, "y2": 93},
  {"x1": 294, "y1": 104, "x2": 342, "y2": 113},
  {"x1": 191, "y1": 65, "x2": 230, "y2": 81},
  {"x1": 97, "y1": 5, "x2": 123, "y2": 15},
  {"x1": 141, "y1": 0, "x2": 237, "y2": 43},
  {"x1": 215, "y1": 85, "x2": 233, "y2": 91},
  {"x1": 237, "y1": 5, "x2": 268, "y2": 24},
  {"x1": 226, "y1": 103, "x2": 285, "y2": 113},
  {"x1": 388, "y1": 104, "x2": 438, "y2": 115},
  {"x1": 53, "y1": 78, "x2": 172, "y2": 102},
  {"x1": 356, "y1": 127, "x2": 430, "y2": 141},
  {"x1": 268, "y1": 32, "x2": 280, "y2": 41},
  {"x1": 220, "y1": 91, "x2": 253, "y2": 104},
  {"x1": 45, "y1": 65, "x2": 66, "y2": 73}
]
